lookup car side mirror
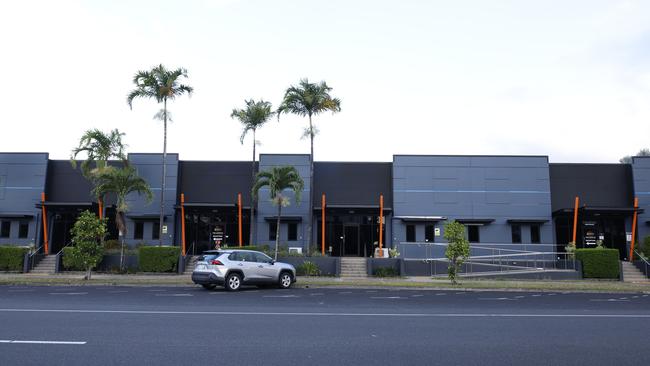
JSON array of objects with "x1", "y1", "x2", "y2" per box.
[{"x1": 270, "y1": 260, "x2": 275, "y2": 265}]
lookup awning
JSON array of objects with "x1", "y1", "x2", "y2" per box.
[
  {"x1": 314, "y1": 205, "x2": 392, "y2": 211},
  {"x1": 35, "y1": 201, "x2": 94, "y2": 208},
  {"x1": 127, "y1": 214, "x2": 169, "y2": 221},
  {"x1": 507, "y1": 219, "x2": 549, "y2": 224},
  {"x1": 456, "y1": 218, "x2": 494, "y2": 225},
  {"x1": 553, "y1": 207, "x2": 642, "y2": 216},
  {"x1": 0, "y1": 213, "x2": 34, "y2": 218},
  {"x1": 264, "y1": 216, "x2": 303, "y2": 223},
  {"x1": 395, "y1": 216, "x2": 447, "y2": 222},
  {"x1": 176, "y1": 203, "x2": 252, "y2": 210}
]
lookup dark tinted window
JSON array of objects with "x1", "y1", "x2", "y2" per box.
[
  {"x1": 511, "y1": 224, "x2": 521, "y2": 243},
  {"x1": 0, "y1": 221, "x2": 10, "y2": 238},
  {"x1": 201, "y1": 254, "x2": 220, "y2": 262},
  {"x1": 134, "y1": 222, "x2": 144, "y2": 240},
  {"x1": 254, "y1": 252, "x2": 272, "y2": 263},
  {"x1": 425, "y1": 225, "x2": 435, "y2": 242},
  {"x1": 531, "y1": 225, "x2": 541, "y2": 244},
  {"x1": 269, "y1": 222, "x2": 277, "y2": 241},
  {"x1": 467, "y1": 226, "x2": 480, "y2": 243},
  {"x1": 18, "y1": 222, "x2": 29, "y2": 239},
  {"x1": 152, "y1": 222, "x2": 160, "y2": 240},
  {"x1": 406, "y1": 225, "x2": 415, "y2": 242},
  {"x1": 288, "y1": 223, "x2": 297, "y2": 241}
]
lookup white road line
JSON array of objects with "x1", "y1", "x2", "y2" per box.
[
  {"x1": 479, "y1": 298, "x2": 516, "y2": 301},
  {"x1": 338, "y1": 292, "x2": 352, "y2": 294},
  {"x1": 48, "y1": 293, "x2": 88, "y2": 296},
  {"x1": 8, "y1": 290, "x2": 34, "y2": 292},
  {"x1": 10, "y1": 340, "x2": 86, "y2": 345},
  {"x1": 411, "y1": 295, "x2": 424, "y2": 297},
  {"x1": 108, "y1": 291, "x2": 128, "y2": 294},
  {"x1": 263, "y1": 295, "x2": 299, "y2": 298},
  {"x1": 370, "y1": 296, "x2": 404, "y2": 299},
  {"x1": 0, "y1": 339, "x2": 85, "y2": 345},
  {"x1": 1, "y1": 308, "x2": 649, "y2": 318},
  {"x1": 310, "y1": 293, "x2": 324, "y2": 296},
  {"x1": 154, "y1": 294, "x2": 193, "y2": 297},
  {"x1": 435, "y1": 293, "x2": 447, "y2": 296}
]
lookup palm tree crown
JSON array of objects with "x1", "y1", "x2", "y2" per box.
[
  {"x1": 70, "y1": 129, "x2": 127, "y2": 178},
  {"x1": 126, "y1": 65, "x2": 193, "y2": 108},
  {"x1": 231, "y1": 99, "x2": 275, "y2": 144},
  {"x1": 277, "y1": 78, "x2": 341, "y2": 122}
]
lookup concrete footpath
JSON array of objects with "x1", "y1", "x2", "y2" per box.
[{"x1": 1, "y1": 272, "x2": 650, "y2": 293}]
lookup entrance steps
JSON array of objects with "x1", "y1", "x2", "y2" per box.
[
  {"x1": 622, "y1": 261, "x2": 649, "y2": 283},
  {"x1": 340, "y1": 258, "x2": 367, "y2": 278},
  {"x1": 183, "y1": 256, "x2": 199, "y2": 275},
  {"x1": 31, "y1": 255, "x2": 57, "y2": 274}
]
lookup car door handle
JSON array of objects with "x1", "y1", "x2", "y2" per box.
[
  {"x1": 258, "y1": 265, "x2": 263, "y2": 268},
  {"x1": 238, "y1": 263, "x2": 243, "y2": 266}
]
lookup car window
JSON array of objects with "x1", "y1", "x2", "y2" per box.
[
  {"x1": 242, "y1": 252, "x2": 255, "y2": 262},
  {"x1": 228, "y1": 252, "x2": 242, "y2": 261},
  {"x1": 200, "y1": 254, "x2": 218, "y2": 262},
  {"x1": 254, "y1": 252, "x2": 272, "y2": 263}
]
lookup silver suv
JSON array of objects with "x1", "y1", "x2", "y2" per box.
[{"x1": 191, "y1": 250, "x2": 296, "y2": 291}]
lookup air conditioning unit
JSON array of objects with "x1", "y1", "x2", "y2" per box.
[{"x1": 288, "y1": 247, "x2": 303, "y2": 254}]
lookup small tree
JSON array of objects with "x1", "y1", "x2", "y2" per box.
[
  {"x1": 67, "y1": 211, "x2": 106, "y2": 280},
  {"x1": 443, "y1": 221, "x2": 470, "y2": 285}
]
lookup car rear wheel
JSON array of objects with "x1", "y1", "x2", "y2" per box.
[
  {"x1": 202, "y1": 284, "x2": 217, "y2": 290},
  {"x1": 225, "y1": 273, "x2": 242, "y2": 291},
  {"x1": 278, "y1": 272, "x2": 293, "y2": 289}
]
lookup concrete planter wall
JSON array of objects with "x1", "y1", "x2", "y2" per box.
[
  {"x1": 97, "y1": 254, "x2": 139, "y2": 272},
  {"x1": 402, "y1": 259, "x2": 582, "y2": 280},
  {"x1": 277, "y1": 257, "x2": 340, "y2": 276},
  {"x1": 367, "y1": 258, "x2": 403, "y2": 276}
]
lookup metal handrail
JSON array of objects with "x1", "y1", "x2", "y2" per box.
[
  {"x1": 28, "y1": 245, "x2": 44, "y2": 258},
  {"x1": 28, "y1": 245, "x2": 44, "y2": 271},
  {"x1": 633, "y1": 249, "x2": 650, "y2": 277}
]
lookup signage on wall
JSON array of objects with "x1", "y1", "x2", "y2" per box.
[
  {"x1": 583, "y1": 221, "x2": 597, "y2": 246},
  {"x1": 434, "y1": 228, "x2": 441, "y2": 237},
  {"x1": 626, "y1": 232, "x2": 632, "y2": 242},
  {"x1": 162, "y1": 225, "x2": 168, "y2": 234}
]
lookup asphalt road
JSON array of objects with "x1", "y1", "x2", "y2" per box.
[{"x1": 1, "y1": 285, "x2": 649, "y2": 366}]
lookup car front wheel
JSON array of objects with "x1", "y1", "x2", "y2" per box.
[
  {"x1": 278, "y1": 272, "x2": 293, "y2": 289},
  {"x1": 225, "y1": 273, "x2": 242, "y2": 291}
]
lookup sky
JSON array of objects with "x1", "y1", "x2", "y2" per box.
[{"x1": 1, "y1": 0, "x2": 650, "y2": 163}]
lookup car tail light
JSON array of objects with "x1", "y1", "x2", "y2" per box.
[{"x1": 210, "y1": 260, "x2": 224, "y2": 265}]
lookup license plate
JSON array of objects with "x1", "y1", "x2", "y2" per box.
[{"x1": 196, "y1": 264, "x2": 206, "y2": 270}]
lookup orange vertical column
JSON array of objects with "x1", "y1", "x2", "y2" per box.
[
  {"x1": 321, "y1": 194, "x2": 326, "y2": 256},
  {"x1": 41, "y1": 192, "x2": 49, "y2": 255},
  {"x1": 181, "y1": 193, "x2": 186, "y2": 255},
  {"x1": 238, "y1": 193, "x2": 243, "y2": 247},
  {"x1": 629, "y1": 197, "x2": 639, "y2": 261},
  {"x1": 379, "y1": 194, "x2": 384, "y2": 255},
  {"x1": 98, "y1": 197, "x2": 103, "y2": 220},
  {"x1": 571, "y1": 196, "x2": 579, "y2": 245}
]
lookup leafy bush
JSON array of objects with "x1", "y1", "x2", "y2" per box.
[
  {"x1": 575, "y1": 248, "x2": 619, "y2": 279},
  {"x1": 374, "y1": 267, "x2": 398, "y2": 277},
  {"x1": 62, "y1": 247, "x2": 85, "y2": 271},
  {"x1": 139, "y1": 246, "x2": 180, "y2": 272},
  {"x1": 0, "y1": 246, "x2": 29, "y2": 272},
  {"x1": 104, "y1": 239, "x2": 121, "y2": 251},
  {"x1": 296, "y1": 261, "x2": 320, "y2": 276},
  {"x1": 65, "y1": 211, "x2": 106, "y2": 279}
]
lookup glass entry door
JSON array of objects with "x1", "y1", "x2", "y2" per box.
[{"x1": 343, "y1": 225, "x2": 360, "y2": 256}]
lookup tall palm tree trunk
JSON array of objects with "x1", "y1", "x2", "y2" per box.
[
  {"x1": 159, "y1": 98, "x2": 167, "y2": 246},
  {"x1": 307, "y1": 114, "x2": 314, "y2": 254},
  {"x1": 275, "y1": 204, "x2": 282, "y2": 261},
  {"x1": 249, "y1": 129, "x2": 257, "y2": 246}
]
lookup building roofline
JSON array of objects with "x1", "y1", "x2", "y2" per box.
[{"x1": 393, "y1": 154, "x2": 549, "y2": 160}]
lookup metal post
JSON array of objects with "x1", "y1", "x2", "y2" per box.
[
  {"x1": 629, "y1": 197, "x2": 638, "y2": 261},
  {"x1": 181, "y1": 193, "x2": 186, "y2": 255}
]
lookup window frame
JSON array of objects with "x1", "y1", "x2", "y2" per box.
[
  {"x1": 18, "y1": 221, "x2": 29, "y2": 239},
  {"x1": 134, "y1": 222, "x2": 144, "y2": 240},
  {"x1": 511, "y1": 224, "x2": 521, "y2": 244},
  {"x1": 406, "y1": 224, "x2": 416, "y2": 242},
  {"x1": 425, "y1": 224, "x2": 435, "y2": 243},
  {"x1": 530, "y1": 224, "x2": 541, "y2": 244},
  {"x1": 268, "y1": 222, "x2": 277, "y2": 241},
  {"x1": 152, "y1": 222, "x2": 160, "y2": 240},
  {"x1": 288, "y1": 222, "x2": 298, "y2": 241},
  {"x1": 467, "y1": 225, "x2": 480, "y2": 243},
  {"x1": 0, "y1": 221, "x2": 10, "y2": 238}
]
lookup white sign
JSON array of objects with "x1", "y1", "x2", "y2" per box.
[
  {"x1": 434, "y1": 228, "x2": 441, "y2": 237},
  {"x1": 626, "y1": 233, "x2": 632, "y2": 242},
  {"x1": 162, "y1": 225, "x2": 168, "y2": 234}
]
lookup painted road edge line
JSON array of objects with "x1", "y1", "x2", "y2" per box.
[
  {"x1": 1, "y1": 308, "x2": 650, "y2": 318},
  {"x1": 0, "y1": 340, "x2": 86, "y2": 345}
]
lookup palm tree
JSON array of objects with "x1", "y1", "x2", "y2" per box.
[
  {"x1": 231, "y1": 99, "x2": 275, "y2": 246},
  {"x1": 127, "y1": 64, "x2": 193, "y2": 245},
  {"x1": 252, "y1": 166, "x2": 304, "y2": 260},
  {"x1": 70, "y1": 129, "x2": 128, "y2": 219},
  {"x1": 277, "y1": 79, "x2": 340, "y2": 251},
  {"x1": 93, "y1": 166, "x2": 153, "y2": 270}
]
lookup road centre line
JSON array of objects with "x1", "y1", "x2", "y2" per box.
[
  {"x1": 0, "y1": 339, "x2": 86, "y2": 345},
  {"x1": 1, "y1": 308, "x2": 650, "y2": 318}
]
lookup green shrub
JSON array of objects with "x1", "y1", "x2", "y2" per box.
[
  {"x1": 296, "y1": 261, "x2": 320, "y2": 276},
  {"x1": 139, "y1": 246, "x2": 180, "y2": 272},
  {"x1": 104, "y1": 239, "x2": 121, "y2": 251},
  {"x1": 575, "y1": 248, "x2": 619, "y2": 279},
  {"x1": 62, "y1": 247, "x2": 85, "y2": 271},
  {"x1": 0, "y1": 246, "x2": 29, "y2": 271},
  {"x1": 374, "y1": 267, "x2": 398, "y2": 277}
]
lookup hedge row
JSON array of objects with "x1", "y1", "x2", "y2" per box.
[
  {"x1": 575, "y1": 248, "x2": 619, "y2": 279},
  {"x1": 139, "y1": 246, "x2": 180, "y2": 272},
  {"x1": 61, "y1": 247, "x2": 84, "y2": 271},
  {"x1": 0, "y1": 246, "x2": 29, "y2": 271}
]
